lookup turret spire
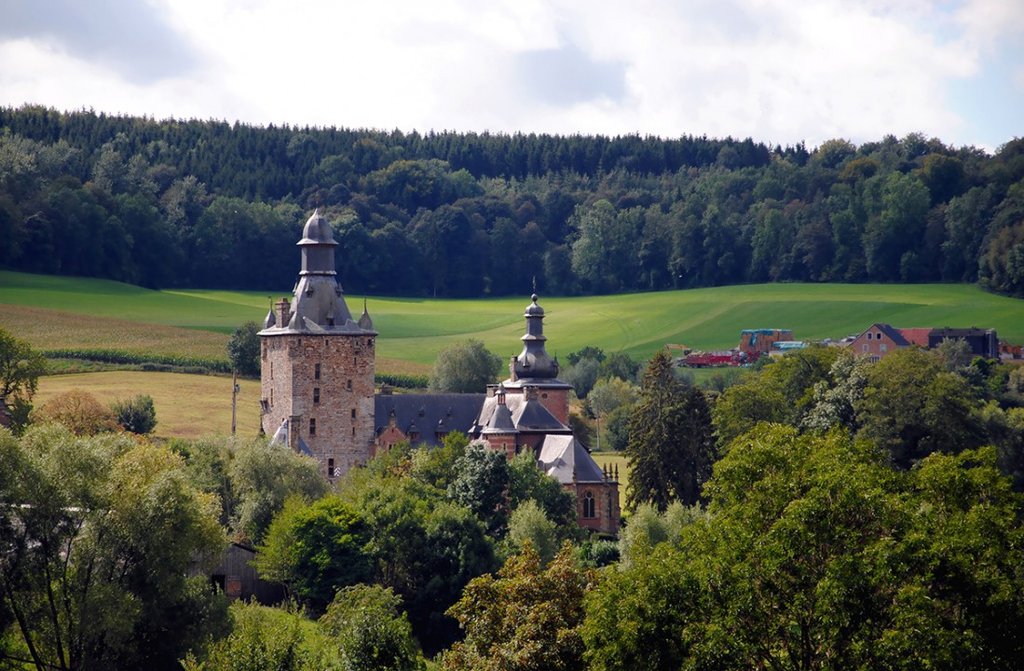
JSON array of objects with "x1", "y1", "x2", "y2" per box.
[{"x1": 513, "y1": 291, "x2": 559, "y2": 380}]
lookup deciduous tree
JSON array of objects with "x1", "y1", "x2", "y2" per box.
[
  {"x1": 585, "y1": 425, "x2": 1024, "y2": 671},
  {"x1": 443, "y1": 543, "x2": 593, "y2": 671},
  {"x1": 320, "y1": 585, "x2": 424, "y2": 671},
  {"x1": 34, "y1": 389, "x2": 118, "y2": 435},
  {"x1": 0, "y1": 425, "x2": 228, "y2": 671},
  {"x1": 0, "y1": 328, "x2": 46, "y2": 434},
  {"x1": 227, "y1": 321, "x2": 261, "y2": 378},
  {"x1": 111, "y1": 393, "x2": 157, "y2": 434},
  {"x1": 428, "y1": 339, "x2": 501, "y2": 393}
]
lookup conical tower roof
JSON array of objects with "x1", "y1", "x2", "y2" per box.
[
  {"x1": 481, "y1": 385, "x2": 518, "y2": 434},
  {"x1": 260, "y1": 211, "x2": 376, "y2": 335}
]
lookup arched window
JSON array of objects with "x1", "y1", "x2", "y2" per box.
[{"x1": 583, "y1": 491, "x2": 596, "y2": 518}]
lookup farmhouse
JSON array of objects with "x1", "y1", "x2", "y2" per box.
[
  {"x1": 260, "y1": 211, "x2": 619, "y2": 533},
  {"x1": 847, "y1": 322, "x2": 1000, "y2": 361}
]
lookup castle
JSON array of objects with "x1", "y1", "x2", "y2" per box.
[{"x1": 261, "y1": 211, "x2": 619, "y2": 534}]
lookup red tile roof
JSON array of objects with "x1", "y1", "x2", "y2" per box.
[{"x1": 898, "y1": 328, "x2": 932, "y2": 347}]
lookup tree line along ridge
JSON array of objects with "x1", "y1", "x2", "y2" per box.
[{"x1": 1, "y1": 105, "x2": 1023, "y2": 298}]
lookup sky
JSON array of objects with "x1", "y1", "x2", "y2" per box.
[{"x1": 0, "y1": 0, "x2": 1021, "y2": 152}]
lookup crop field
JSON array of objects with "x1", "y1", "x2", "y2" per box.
[{"x1": 3, "y1": 271, "x2": 1024, "y2": 373}]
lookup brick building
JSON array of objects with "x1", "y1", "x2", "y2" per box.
[
  {"x1": 467, "y1": 294, "x2": 621, "y2": 535},
  {"x1": 846, "y1": 323, "x2": 911, "y2": 362},
  {"x1": 847, "y1": 323, "x2": 1001, "y2": 362}
]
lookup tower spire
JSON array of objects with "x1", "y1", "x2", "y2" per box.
[{"x1": 513, "y1": 290, "x2": 559, "y2": 380}]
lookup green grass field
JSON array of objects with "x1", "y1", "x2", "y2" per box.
[{"x1": 3, "y1": 271, "x2": 1024, "y2": 372}]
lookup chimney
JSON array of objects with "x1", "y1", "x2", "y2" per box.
[
  {"x1": 509, "y1": 356, "x2": 518, "y2": 382},
  {"x1": 276, "y1": 298, "x2": 291, "y2": 328}
]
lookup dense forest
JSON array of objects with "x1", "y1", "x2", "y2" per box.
[{"x1": 1, "y1": 105, "x2": 1023, "y2": 297}]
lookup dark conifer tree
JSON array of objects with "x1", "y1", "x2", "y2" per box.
[{"x1": 625, "y1": 349, "x2": 715, "y2": 511}]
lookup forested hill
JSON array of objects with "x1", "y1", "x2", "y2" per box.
[{"x1": 1, "y1": 104, "x2": 1022, "y2": 298}]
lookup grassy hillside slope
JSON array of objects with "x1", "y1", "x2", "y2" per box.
[{"x1": 3, "y1": 272, "x2": 1024, "y2": 372}]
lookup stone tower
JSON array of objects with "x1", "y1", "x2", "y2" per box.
[{"x1": 260, "y1": 210, "x2": 377, "y2": 480}]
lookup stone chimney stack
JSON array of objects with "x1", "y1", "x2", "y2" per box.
[{"x1": 275, "y1": 298, "x2": 291, "y2": 328}]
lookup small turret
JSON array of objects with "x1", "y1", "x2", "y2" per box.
[{"x1": 358, "y1": 298, "x2": 374, "y2": 330}]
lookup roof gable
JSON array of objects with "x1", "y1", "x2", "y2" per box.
[{"x1": 537, "y1": 435, "x2": 607, "y2": 483}]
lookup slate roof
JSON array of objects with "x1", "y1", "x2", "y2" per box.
[
  {"x1": 480, "y1": 399, "x2": 518, "y2": 434},
  {"x1": 298, "y1": 209, "x2": 337, "y2": 246},
  {"x1": 513, "y1": 294, "x2": 561, "y2": 380},
  {"x1": 868, "y1": 323, "x2": 910, "y2": 346},
  {"x1": 259, "y1": 211, "x2": 375, "y2": 337},
  {"x1": 268, "y1": 418, "x2": 313, "y2": 456},
  {"x1": 511, "y1": 396, "x2": 570, "y2": 433},
  {"x1": 375, "y1": 393, "x2": 486, "y2": 447},
  {"x1": 537, "y1": 434, "x2": 607, "y2": 484}
]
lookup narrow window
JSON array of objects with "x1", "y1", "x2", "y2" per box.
[
  {"x1": 862, "y1": 344, "x2": 868, "y2": 353},
  {"x1": 351, "y1": 408, "x2": 356, "y2": 419},
  {"x1": 270, "y1": 361, "x2": 273, "y2": 378},
  {"x1": 313, "y1": 387, "x2": 320, "y2": 404},
  {"x1": 328, "y1": 458, "x2": 335, "y2": 478},
  {"x1": 309, "y1": 418, "x2": 316, "y2": 436},
  {"x1": 314, "y1": 363, "x2": 321, "y2": 380},
  {"x1": 347, "y1": 379, "x2": 352, "y2": 391},
  {"x1": 270, "y1": 389, "x2": 273, "y2": 405},
  {"x1": 583, "y1": 491, "x2": 595, "y2": 518},
  {"x1": 351, "y1": 426, "x2": 356, "y2": 436}
]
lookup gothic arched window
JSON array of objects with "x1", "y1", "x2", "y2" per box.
[{"x1": 583, "y1": 491, "x2": 596, "y2": 518}]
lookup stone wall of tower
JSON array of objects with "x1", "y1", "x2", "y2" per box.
[{"x1": 261, "y1": 332, "x2": 376, "y2": 479}]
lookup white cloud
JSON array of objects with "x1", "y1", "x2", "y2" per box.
[{"x1": 0, "y1": 0, "x2": 1018, "y2": 148}]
